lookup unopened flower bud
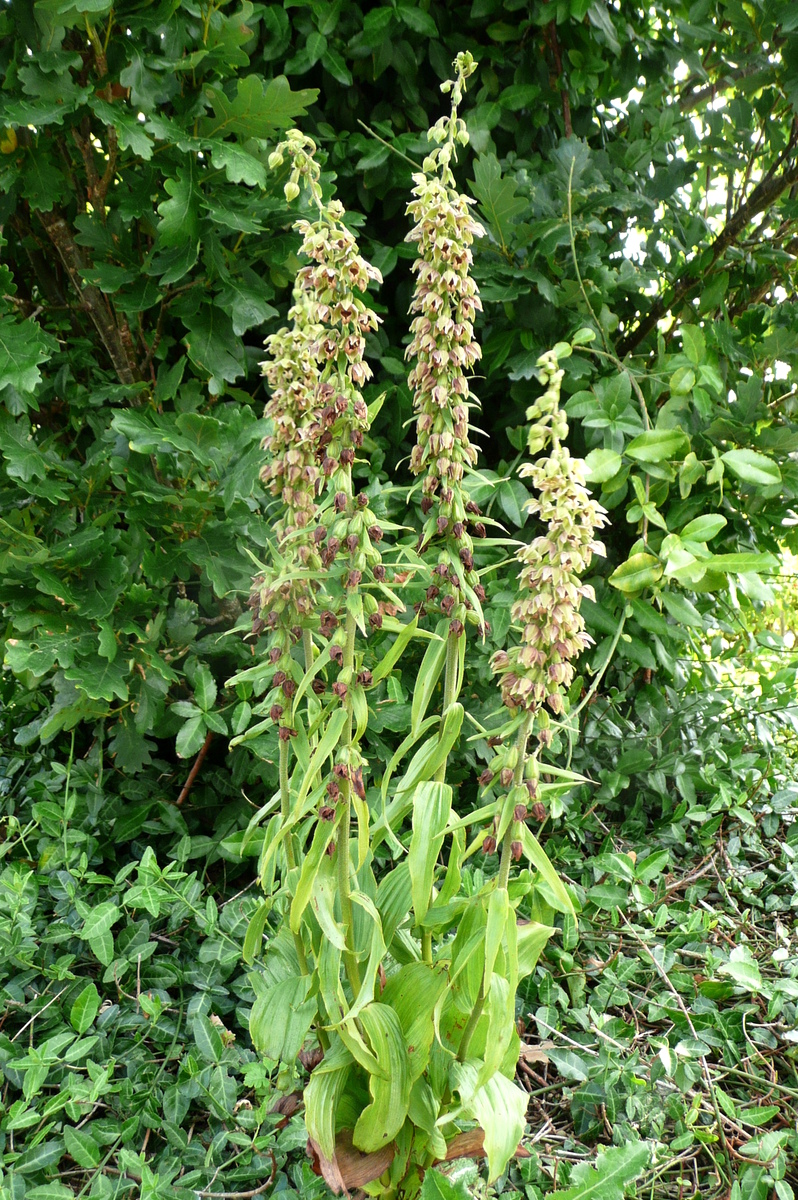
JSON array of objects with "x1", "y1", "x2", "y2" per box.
[
  {"x1": 311, "y1": 679, "x2": 326, "y2": 695},
  {"x1": 482, "y1": 835, "x2": 497, "y2": 855},
  {"x1": 326, "y1": 780, "x2": 340, "y2": 800},
  {"x1": 369, "y1": 612, "x2": 383, "y2": 629},
  {"x1": 478, "y1": 770, "x2": 493, "y2": 786},
  {"x1": 500, "y1": 767, "x2": 514, "y2": 787},
  {"x1": 530, "y1": 801, "x2": 547, "y2": 822},
  {"x1": 514, "y1": 804, "x2": 528, "y2": 821},
  {"x1": 511, "y1": 840, "x2": 523, "y2": 862},
  {"x1": 334, "y1": 492, "x2": 347, "y2": 512},
  {"x1": 270, "y1": 704, "x2": 283, "y2": 722}
]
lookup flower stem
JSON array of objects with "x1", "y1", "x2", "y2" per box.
[
  {"x1": 279, "y1": 736, "x2": 296, "y2": 873},
  {"x1": 338, "y1": 609, "x2": 362, "y2": 999},
  {"x1": 434, "y1": 631, "x2": 461, "y2": 783}
]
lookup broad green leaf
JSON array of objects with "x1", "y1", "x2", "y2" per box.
[
  {"x1": 193, "y1": 663, "x2": 217, "y2": 711},
  {"x1": 175, "y1": 714, "x2": 207, "y2": 759},
  {"x1": 242, "y1": 900, "x2": 270, "y2": 964},
  {"x1": 680, "y1": 325, "x2": 706, "y2": 364},
  {"x1": 82, "y1": 902, "x2": 120, "y2": 946},
  {"x1": 193, "y1": 1014, "x2": 224, "y2": 1063},
  {"x1": 353, "y1": 1003, "x2": 411, "y2": 1153},
  {"x1": 296, "y1": 707, "x2": 348, "y2": 807},
  {"x1": 625, "y1": 429, "x2": 689, "y2": 462},
  {"x1": 516, "y1": 921, "x2": 555, "y2": 979},
  {"x1": 609, "y1": 553, "x2": 663, "y2": 593},
  {"x1": 703, "y1": 552, "x2": 777, "y2": 574},
  {"x1": 157, "y1": 166, "x2": 199, "y2": 246},
  {"x1": 679, "y1": 514, "x2": 726, "y2": 542},
  {"x1": 290, "y1": 815, "x2": 337, "y2": 931},
  {"x1": 63, "y1": 1126, "x2": 100, "y2": 1169},
  {"x1": 0, "y1": 316, "x2": 57, "y2": 393},
  {"x1": 661, "y1": 591, "x2": 703, "y2": 626},
  {"x1": 470, "y1": 154, "x2": 526, "y2": 249},
  {"x1": 69, "y1": 982, "x2": 100, "y2": 1034},
  {"x1": 551, "y1": 1141, "x2": 651, "y2": 1200},
  {"x1": 183, "y1": 306, "x2": 246, "y2": 394},
  {"x1": 371, "y1": 614, "x2": 421, "y2": 685},
  {"x1": 483, "y1": 885, "x2": 510, "y2": 992},
  {"x1": 380, "y1": 962, "x2": 448, "y2": 1082},
  {"x1": 721, "y1": 449, "x2": 781, "y2": 487},
  {"x1": 202, "y1": 74, "x2": 318, "y2": 138},
  {"x1": 520, "y1": 828, "x2": 575, "y2": 915},
  {"x1": 584, "y1": 449, "x2": 622, "y2": 483},
  {"x1": 305, "y1": 1039, "x2": 353, "y2": 1159},
  {"x1": 250, "y1": 977, "x2": 317, "y2": 1062},
  {"x1": 408, "y1": 781, "x2": 452, "y2": 925},
  {"x1": 411, "y1": 630, "x2": 448, "y2": 736},
  {"x1": 718, "y1": 950, "x2": 762, "y2": 992},
  {"x1": 310, "y1": 851, "x2": 347, "y2": 951},
  {"x1": 419, "y1": 1168, "x2": 472, "y2": 1200},
  {"x1": 451, "y1": 1062, "x2": 527, "y2": 1183}
]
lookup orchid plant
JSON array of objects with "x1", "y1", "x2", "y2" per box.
[{"x1": 228, "y1": 54, "x2": 606, "y2": 1199}]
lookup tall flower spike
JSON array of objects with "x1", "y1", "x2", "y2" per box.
[
  {"x1": 267, "y1": 132, "x2": 386, "y2": 628},
  {"x1": 491, "y1": 350, "x2": 608, "y2": 744},
  {"x1": 406, "y1": 53, "x2": 485, "y2": 626}
]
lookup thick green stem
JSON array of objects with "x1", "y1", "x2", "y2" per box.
[
  {"x1": 459, "y1": 714, "x2": 532, "y2": 1063},
  {"x1": 338, "y1": 609, "x2": 362, "y2": 999},
  {"x1": 279, "y1": 736, "x2": 310, "y2": 976},
  {"x1": 434, "y1": 631, "x2": 461, "y2": 783},
  {"x1": 279, "y1": 736, "x2": 296, "y2": 872},
  {"x1": 302, "y1": 628, "x2": 314, "y2": 673}
]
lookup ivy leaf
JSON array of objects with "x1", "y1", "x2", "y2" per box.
[
  {"x1": 470, "y1": 155, "x2": 526, "y2": 250},
  {"x1": 183, "y1": 306, "x2": 246, "y2": 393},
  {"x1": 201, "y1": 74, "x2": 319, "y2": 139},
  {"x1": 0, "y1": 317, "x2": 57, "y2": 393}
]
